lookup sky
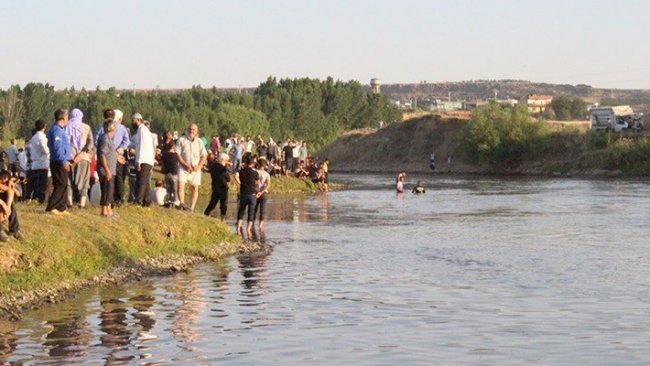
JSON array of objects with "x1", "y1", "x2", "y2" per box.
[{"x1": 1, "y1": 0, "x2": 650, "y2": 90}]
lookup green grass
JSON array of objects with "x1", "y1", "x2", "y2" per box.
[
  {"x1": 151, "y1": 169, "x2": 318, "y2": 199},
  {"x1": 0, "y1": 173, "x2": 317, "y2": 293},
  {"x1": 0, "y1": 203, "x2": 239, "y2": 292}
]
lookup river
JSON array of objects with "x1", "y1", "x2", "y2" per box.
[{"x1": 2, "y1": 174, "x2": 650, "y2": 365}]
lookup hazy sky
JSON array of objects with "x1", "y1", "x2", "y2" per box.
[{"x1": 1, "y1": 0, "x2": 649, "y2": 89}]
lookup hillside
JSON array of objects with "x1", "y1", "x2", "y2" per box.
[
  {"x1": 380, "y1": 80, "x2": 650, "y2": 114},
  {"x1": 318, "y1": 115, "x2": 591, "y2": 175}
]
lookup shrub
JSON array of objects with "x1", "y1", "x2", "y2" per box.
[{"x1": 461, "y1": 103, "x2": 550, "y2": 165}]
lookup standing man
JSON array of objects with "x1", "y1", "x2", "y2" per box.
[
  {"x1": 131, "y1": 113, "x2": 154, "y2": 206},
  {"x1": 112, "y1": 110, "x2": 130, "y2": 204},
  {"x1": 298, "y1": 140, "x2": 308, "y2": 165},
  {"x1": 282, "y1": 139, "x2": 293, "y2": 176},
  {"x1": 204, "y1": 153, "x2": 231, "y2": 222},
  {"x1": 73, "y1": 117, "x2": 95, "y2": 208},
  {"x1": 176, "y1": 123, "x2": 208, "y2": 211},
  {"x1": 235, "y1": 154, "x2": 259, "y2": 238},
  {"x1": 267, "y1": 137, "x2": 276, "y2": 164},
  {"x1": 97, "y1": 120, "x2": 123, "y2": 217},
  {"x1": 46, "y1": 109, "x2": 72, "y2": 214},
  {"x1": 30, "y1": 119, "x2": 49, "y2": 203},
  {"x1": 6, "y1": 139, "x2": 19, "y2": 175},
  {"x1": 210, "y1": 135, "x2": 220, "y2": 155}
]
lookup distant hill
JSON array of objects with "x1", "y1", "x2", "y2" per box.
[{"x1": 378, "y1": 80, "x2": 650, "y2": 113}]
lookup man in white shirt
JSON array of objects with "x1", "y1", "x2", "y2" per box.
[
  {"x1": 131, "y1": 113, "x2": 155, "y2": 206},
  {"x1": 6, "y1": 139, "x2": 19, "y2": 174},
  {"x1": 29, "y1": 120, "x2": 50, "y2": 203},
  {"x1": 176, "y1": 123, "x2": 207, "y2": 211}
]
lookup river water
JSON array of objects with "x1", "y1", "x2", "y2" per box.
[{"x1": 2, "y1": 174, "x2": 650, "y2": 365}]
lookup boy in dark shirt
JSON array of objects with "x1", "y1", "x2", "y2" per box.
[
  {"x1": 235, "y1": 153, "x2": 259, "y2": 237},
  {"x1": 161, "y1": 142, "x2": 180, "y2": 207},
  {"x1": 204, "y1": 153, "x2": 231, "y2": 221},
  {"x1": 412, "y1": 180, "x2": 426, "y2": 194}
]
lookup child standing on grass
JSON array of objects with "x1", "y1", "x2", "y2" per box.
[
  {"x1": 97, "y1": 120, "x2": 124, "y2": 218},
  {"x1": 161, "y1": 142, "x2": 179, "y2": 207}
]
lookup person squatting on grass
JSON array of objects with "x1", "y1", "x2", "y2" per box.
[{"x1": 0, "y1": 169, "x2": 23, "y2": 241}]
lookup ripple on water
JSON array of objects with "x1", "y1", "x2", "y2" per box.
[{"x1": 4, "y1": 176, "x2": 650, "y2": 365}]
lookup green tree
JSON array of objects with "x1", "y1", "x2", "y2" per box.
[
  {"x1": 461, "y1": 102, "x2": 550, "y2": 165},
  {"x1": 570, "y1": 97, "x2": 587, "y2": 120},
  {"x1": 550, "y1": 96, "x2": 572, "y2": 120}
]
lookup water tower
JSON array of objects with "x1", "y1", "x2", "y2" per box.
[{"x1": 370, "y1": 78, "x2": 382, "y2": 94}]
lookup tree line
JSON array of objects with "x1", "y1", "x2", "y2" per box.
[{"x1": 0, "y1": 77, "x2": 402, "y2": 150}]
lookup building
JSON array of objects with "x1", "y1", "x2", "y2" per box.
[
  {"x1": 526, "y1": 94, "x2": 553, "y2": 113},
  {"x1": 463, "y1": 100, "x2": 490, "y2": 110},
  {"x1": 430, "y1": 99, "x2": 463, "y2": 111}
]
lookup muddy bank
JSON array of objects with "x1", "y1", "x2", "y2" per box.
[
  {"x1": 0, "y1": 240, "x2": 264, "y2": 320},
  {"x1": 319, "y1": 115, "x2": 640, "y2": 178}
]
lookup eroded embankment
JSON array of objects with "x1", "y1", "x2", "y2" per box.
[
  {"x1": 317, "y1": 115, "x2": 640, "y2": 177},
  {"x1": 0, "y1": 204, "x2": 262, "y2": 319}
]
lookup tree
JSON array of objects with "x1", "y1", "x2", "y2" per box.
[
  {"x1": 570, "y1": 97, "x2": 587, "y2": 120},
  {"x1": 461, "y1": 103, "x2": 550, "y2": 165},
  {"x1": 550, "y1": 96, "x2": 572, "y2": 120}
]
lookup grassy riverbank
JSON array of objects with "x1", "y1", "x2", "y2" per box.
[
  {"x1": 152, "y1": 170, "x2": 318, "y2": 201},
  {"x1": 0, "y1": 174, "x2": 315, "y2": 318},
  {"x1": 0, "y1": 203, "x2": 256, "y2": 317}
]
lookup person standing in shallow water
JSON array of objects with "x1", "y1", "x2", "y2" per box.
[
  {"x1": 235, "y1": 154, "x2": 259, "y2": 238},
  {"x1": 255, "y1": 158, "x2": 271, "y2": 232},
  {"x1": 396, "y1": 171, "x2": 406, "y2": 193},
  {"x1": 412, "y1": 180, "x2": 426, "y2": 194}
]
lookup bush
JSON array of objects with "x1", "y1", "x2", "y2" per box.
[
  {"x1": 586, "y1": 129, "x2": 612, "y2": 150},
  {"x1": 603, "y1": 137, "x2": 650, "y2": 173},
  {"x1": 461, "y1": 103, "x2": 550, "y2": 165}
]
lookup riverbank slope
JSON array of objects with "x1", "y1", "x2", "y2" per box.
[
  {"x1": 318, "y1": 114, "x2": 649, "y2": 177},
  {"x1": 0, "y1": 204, "x2": 261, "y2": 319}
]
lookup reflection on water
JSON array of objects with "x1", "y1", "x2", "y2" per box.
[{"x1": 3, "y1": 175, "x2": 650, "y2": 365}]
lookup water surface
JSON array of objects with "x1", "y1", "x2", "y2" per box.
[{"x1": 2, "y1": 174, "x2": 650, "y2": 365}]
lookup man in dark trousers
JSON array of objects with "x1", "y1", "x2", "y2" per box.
[
  {"x1": 235, "y1": 153, "x2": 259, "y2": 238},
  {"x1": 46, "y1": 109, "x2": 72, "y2": 215},
  {"x1": 204, "y1": 153, "x2": 231, "y2": 222},
  {"x1": 130, "y1": 113, "x2": 154, "y2": 206}
]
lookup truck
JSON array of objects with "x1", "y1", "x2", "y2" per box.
[{"x1": 589, "y1": 105, "x2": 644, "y2": 132}]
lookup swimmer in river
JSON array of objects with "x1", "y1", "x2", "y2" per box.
[
  {"x1": 396, "y1": 171, "x2": 405, "y2": 193},
  {"x1": 412, "y1": 180, "x2": 425, "y2": 194}
]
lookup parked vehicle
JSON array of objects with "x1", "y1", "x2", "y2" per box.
[{"x1": 589, "y1": 105, "x2": 644, "y2": 132}]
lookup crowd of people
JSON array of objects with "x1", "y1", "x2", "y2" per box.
[{"x1": 0, "y1": 107, "x2": 331, "y2": 241}]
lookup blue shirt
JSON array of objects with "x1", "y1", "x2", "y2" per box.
[
  {"x1": 47, "y1": 122, "x2": 71, "y2": 164},
  {"x1": 94, "y1": 122, "x2": 130, "y2": 152}
]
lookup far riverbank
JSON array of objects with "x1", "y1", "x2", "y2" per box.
[{"x1": 318, "y1": 114, "x2": 650, "y2": 178}]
